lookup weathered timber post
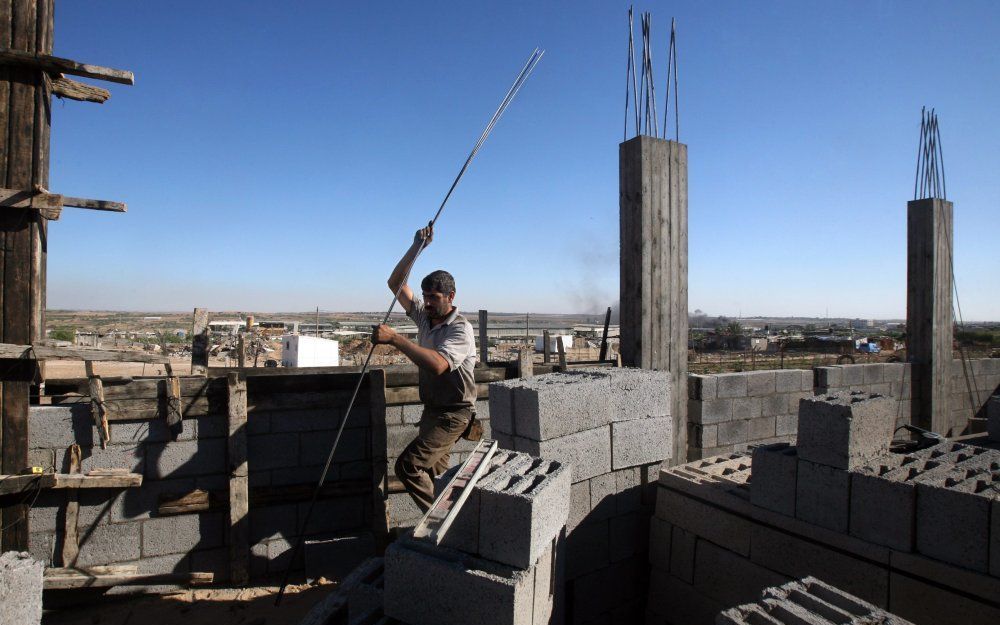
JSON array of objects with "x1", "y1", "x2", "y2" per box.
[
  {"x1": 542, "y1": 330, "x2": 551, "y2": 363},
  {"x1": 0, "y1": 0, "x2": 54, "y2": 550},
  {"x1": 518, "y1": 347, "x2": 534, "y2": 379},
  {"x1": 227, "y1": 372, "x2": 249, "y2": 584},
  {"x1": 191, "y1": 308, "x2": 209, "y2": 375},
  {"x1": 907, "y1": 198, "x2": 953, "y2": 435},
  {"x1": 478, "y1": 309, "x2": 488, "y2": 366},
  {"x1": 619, "y1": 135, "x2": 688, "y2": 465}
]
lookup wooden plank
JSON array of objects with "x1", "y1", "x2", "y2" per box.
[
  {"x1": 0, "y1": 342, "x2": 169, "y2": 363},
  {"x1": 478, "y1": 309, "x2": 488, "y2": 365},
  {"x1": 43, "y1": 569, "x2": 213, "y2": 590},
  {"x1": 164, "y1": 375, "x2": 182, "y2": 437},
  {"x1": 87, "y1": 374, "x2": 110, "y2": 449},
  {"x1": 385, "y1": 382, "x2": 489, "y2": 406},
  {"x1": 50, "y1": 473, "x2": 142, "y2": 489},
  {"x1": 226, "y1": 372, "x2": 249, "y2": 585},
  {"x1": 518, "y1": 346, "x2": 534, "y2": 379},
  {"x1": 191, "y1": 308, "x2": 209, "y2": 375},
  {"x1": 61, "y1": 195, "x2": 126, "y2": 212},
  {"x1": 49, "y1": 74, "x2": 110, "y2": 102},
  {"x1": 0, "y1": 47, "x2": 134, "y2": 84},
  {"x1": 0, "y1": 473, "x2": 54, "y2": 495},
  {"x1": 599, "y1": 306, "x2": 612, "y2": 361},
  {"x1": 60, "y1": 444, "x2": 82, "y2": 566},
  {"x1": 542, "y1": 330, "x2": 551, "y2": 364}
]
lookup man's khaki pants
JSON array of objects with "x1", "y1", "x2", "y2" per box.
[{"x1": 394, "y1": 405, "x2": 472, "y2": 513}]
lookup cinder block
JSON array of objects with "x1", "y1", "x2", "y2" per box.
[
  {"x1": 750, "y1": 443, "x2": 797, "y2": 517},
  {"x1": 732, "y1": 397, "x2": 762, "y2": 421},
  {"x1": 605, "y1": 367, "x2": 671, "y2": 421},
  {"x1": 611, "y1": 417, "x2": 672, "y2": 469},
  {"x1": 145, "y1": 438, "x2": 226, "y2": 479},
  {"x1": 142, "y1": 513, "x2": 224, "y2": 557},
  {"x1": 647, "y1": 567, "x2": 724, "y2": 625},
  {"x1": 609, "y1": 512, "x2": 648, "y2": 562},
  {"x1": 566, "y1": 518, "x2": 609, "y2": 579},
  {"x1": 760, "y1": 394, "x2": 787, "y2": 417},
  {"x1": 479, "y1": 457, "x2": 571, "y2": 568},
  {"x1": 648, "y1": 516, "x2": 672, "y2": 569},
  {"x1": 746, "y1": 372, "x2": 776, "y2": 397},
  {"x1": 250, "y1": 503, "x2": 298, "y2": 542},
  {"x1": 795, "y1": 459, "x2": 850, "y2": 532},
  {"x1": 915, "y1": 469, "x2": 1000, "y2": 573},
  {"x1": 75, "y1": 522, "x2": 142, "y2": 567},
  {"x1": 718, "y1": 575, "x2": 916, "y2": 625},
  {"x1": 572, "y1": 553, "x2": 646, "y2": 618},
  {"x1": 29, "y1": 405, "x2": 91, "y2": 448},
  {"x1": 717, "y1": 373, "x2": 749, "y2": 398},
  {"x1": 863, "y1": 363, "x2": 885, "y2": 384},
  {"x1": 775, "y1": 414, "x2": 797, "y2": 437},
  {"x1": 654, "y1": 486, "x2": 751, "y2": 556},
  {"x1": 512, "y1": 371, "x2": 615, "y2": 440},
  {"x1": 489, "y1": 380, "x2": 516, "y2": 435},
  {"x1": 515, "y1": 425, "x2": 610, "y2": 482},
  {"x1": 669, "y1": 525, "x2": 696, "y2": 584},
  {"x1": 748, "y1": 416, "x2": 776, "y2": 441},
  {"x1": 568, "y1": 480, "x2": 590, "y2": 530},
  {"x1": 717, "y1": 419, "x2": 748, "y2": 446},
  {"x1": 814, "y1": 367, "x2": 842, "y2": 390},
  {"x1": 796, "y1": 392, "x2": 895, "y2": 470},
  {"x1": 304, "y1": 531, "x2": 376, "y2": 581},
  {"x1": 0, "y1": 552, "x2": 43, "y2": 625},
  {"x1": 383, "y1": 539, "x2": 540, "y2": 625},
  {"x1": 589, "y1": 472, "x2": 617, "y2": 522},
  {"x1": 849, "y1": 453, "x2": 927, "y2": 551},
  {"x1": 615, "y1": 466, "x2": 643, "y2": 514},
  {"x1": 774, "y1": 370, "x2": 804, "y2": 394},
  {"x1": 841, "y1": 366, "x2": 865, "y2": 386},
  {"x1": 300, "y1": 427, "x2": 367, "y2": 465},
  {"x1": 690, "y1": 398, "x2": 734, "y2": 425},
  {"x1": 987, "y1": 395, "x2": 1000, "y2": 442},
  {"x1": 889, "y1": 571, "x2": 1000, "y2": 625},
  {"x1": 689, "y1": 374, "x2": 717, "y2": 401},
  {"x1": 693, "y1": 539, "x2": 790, "y2": 608}
]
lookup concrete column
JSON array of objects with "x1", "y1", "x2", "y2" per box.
[
  {"x1": 619, "y1": 135, "x2": 688, "y2": 464},
  {"x1": 906, "y1": 198, "x2": 953, "y2": 435}
]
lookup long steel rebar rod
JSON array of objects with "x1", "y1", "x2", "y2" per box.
[{"x1": 275, "y1": 47, "x2": 544, "y2": 605}]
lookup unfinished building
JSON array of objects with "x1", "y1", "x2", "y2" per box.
[{"x1": 1, "y1": 5, "x2": 999, "y2": 625}]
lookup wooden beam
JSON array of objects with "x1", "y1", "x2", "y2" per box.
[
  {"x1": 60, "y1": 445, "x2": 82, "y2": 566},
  {"x1": 86, "y1": 369, "x2": 110, "y2": 449},
  {"x1": 48, "y1": 74, "x2": 110, "y2": 103},
  {"x1": 599, "y1": 306, "x2": 612, "y2": 361},
  {"x1": 557, "y1": 336, "x2": 567, "y2": 369},
  {"x1": 0, "y1": 342, "x2": 170, "y2": 363},
  {"x1": 0, "y1": 47, "x2": 134, "y2": 84},
  {"x1": 61, "y1": 196, "x2": 126, "y2": 212},
  {"x1": 191, "y1": 308, "x2": 209, "y2": 375},
  {"x1": 384, "y1": 382, "x2": 489, "y2": 406},
  {"x1": 0, "y1": 473, "x2": 54, "y2": 495},
  {"x1": 50, "y1": 472, "x2": 142, "y2": 489},
  {"x1": 0, "y1": 187, "x2": 125, "y2": 217},
  {"x1": 164, "y1": 375, "x2": 182, "y2": 437},
  {"x1": 478, "y1": 310, "x2": 488, "y2": 365},
  {"x1": 44, "y1": 569, "x2": 213, "y2": 590},
  {"x1": 226, "y1": 372, "x2": 249, "y2": 585},
  {"x1": 542, "y1": 330, "x2": 551, "y2": 364},
  {"x1": 518, "y1": 346, "x2": 534, "y2": 379}
]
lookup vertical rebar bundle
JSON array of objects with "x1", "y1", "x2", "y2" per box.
[
  {"x1": 624, "y1": 7, "x2": 679, "y2": 141},
  {"x1": 914, "y1": 107, "x2": 946, "y2": 200}
]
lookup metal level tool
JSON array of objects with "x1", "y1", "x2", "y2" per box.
[{"x1": 412, "y1": 438, "x2": 498, "y2": 545}]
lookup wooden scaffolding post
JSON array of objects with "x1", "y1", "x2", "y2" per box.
[
  {"x1": 0, "y1": 0, "x2": 54, "y2": 552},
  {"x1": 557, "y1": 335, "x2": 567, "y2": 369},
  {"x1": 478, "y1": 310, "x2": 488, "y2": 365},
  {"x1": 191, "y1": 308, "x2": 209, "y2": 375},
  {"x1": 599, "y1": 306, "x2": 612, "y2": 361},
  {"x1": 85, "y1": 361, "x2": 110, "y2": 449},
  {"x1": 59, "y1": 444, "x2": 82, "y2": 566},
  {"x1": 226, "y1": 372, "x2": 249, "y2": 585},
  {"x1": 518, "y1": 346, "x2": 534, "y2": 379},
  {"x1": 542, "y1": 330, "x2": 551, "y2": 364}
]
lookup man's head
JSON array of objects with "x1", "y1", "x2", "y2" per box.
[{"x1": 420, "y1": 270, "x2": 456, "y2": 319}]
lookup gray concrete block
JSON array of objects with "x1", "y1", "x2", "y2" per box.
[
  {"x1": 29, "y1": 404, "x2": 93, "y2": 448},
  {"x1": 669, "y1": 524, "x2": 696, "y2": 584},
  {"x1": 733, "y1": 396, "x2": 762, "y2": 421},
  {"x1": 718, "y1": 575, "x2": 917, "y2": 625},
  {"x1": 746, "y1": 372, "x2": 776, "y2": 397},
  {"x1": 796, "y1": 392, "x2": 895, "y2": 470},
  {"x1": 760, "y1": 393, "x2": 788, "y2": 417},
  {"x1": 298, "y1": 497, "x2": 367, "y2": 535},
  {"x1": 566, "y1": 518, "x2": 609, "y2": 579},
  {"x1": 717, "y1": 419, "x2": 748, "y2": 446},
  {"x1": 647, "y1": 567, "x2": 724, "y2": 625},
  {"x1": 689, "y1": 374, "x2": 717, "y2": 400},
  {"x1": 848, "y1": 453, "x2": 926, "y2": 551},
  {"x1": 988, "y1": 395, "x2": 1000, "y2": 442},
  {"x1": 0, "y1": 552, "x2": 43, "y2": 625},
  {"x1": 609, "y1": 512, "x2": 648, "y2": 562},
  {"x1": 655, "y1": 486, "x2": 751, "y2": 556},
  {"x1": 615, "y1": 466, "x2": 643, "y2": 514},
  {"x1": 479, "y1": 457, "x2": 571, "y2": 568},
  {"x1": 568, "y1": 480, "x2": 590, "y2": 530},
  {"x1": 250, "y1": 503, "x2": 298, "y2": 542},
  {"x1": 76, "y1": 521, "x2": 142, "y2": 567},
  {"x1": 795, "y1": 459, "x2": 850, "y2": 532},
  {"x1": 488, "y1": 380, "x2": 515, "y2": 435},
  {"x1": 693, "y1": 538, "x2": 791, "y2": 609},
  {"x1": 690, "y1": 423, "x2": 718, "y2": 449},
  {"x1": 648, "y1": 516, "x2": 671, "y2": 569},
  {"x1": 611, "y1": 416, "x2": 672, "y2": 469},
  {"x1": 383, "y1": 540, "x2": 539, "y2": 625},
  {"x1": 27, "y1": 531, "x2": 53, "y2": 565},
  {"x1": 270, "y1": 407, "x2": 360, "y2": 433},
  {"x1": 915, "y1": 469, "x2": 1000, "y2": 573},
  {"x1": 814, "y1": 367, "x2": 842, "y2": 389},
  {"x1": 748, "y1": 416, "x2": 777, "y2": 441},
  {"x1": 511, "y1": 370, "x2": 615, "y2": 440},
  {"x1": 750, "y1": 443, "x2": 798, "y2": 517},
  {"x1": 142, "y1": 513, "x2": 224, "y2": 556},
  {"x1": 605, "y1": 367, "x2": 671, "y2": 421},
  {"x1": 58, "y1": 442, "x2": 144, "y2": 475},
  {"x1": 304, "y1": 531, "x2": 376, "y2": 581},
  {"x1": 840, "y1": 366, "x2": 865, "y2": 386},
  {"x1": 863, "y1": 363, "x2": 885, "y2": 384},
  {"x1": 889, "y1": 570, "x2": 1000, "y2": 625},
  {"x1": 717, "y1": 373, "x2": 749, "y2": 398},
  {"x1": 515, "y1": 425, "x2": 610, "y2": 482},
  {"x1": 690, "y1": 398, "x2": 733, "y2": 425},
  {"x1": 775, "y1": 370, "x2": 805, "y2": 394},
  {"x1": 589, "y1": 471, "x2": 617, "y2": 522},
  {"x1": 775, "y1": 414, "x2": 797, "y2": 437},
  {"x1": 145, "y1": 438, "x2": 226, "y2": 479},
  {"x1": 301, "y1": 427, "x2": 367, "y2": 465}
]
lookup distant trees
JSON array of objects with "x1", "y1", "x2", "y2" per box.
[{"x1": 50, "y1": 327, "x2": 75, "y2": 342}]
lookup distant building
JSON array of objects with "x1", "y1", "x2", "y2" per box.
[{"x1": 281, "y1": 335, "x2": 339, "y2": 367}]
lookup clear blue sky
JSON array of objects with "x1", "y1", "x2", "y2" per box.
[{"x1": 47, "y1": 1, "x2": 999, "y2": 320}]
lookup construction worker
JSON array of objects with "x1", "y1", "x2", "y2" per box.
[{"x1": 371, "y1": 222, "x2": 479, "y2": 512}]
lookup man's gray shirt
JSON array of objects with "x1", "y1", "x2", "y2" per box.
[{"x1": 407, "y1": 298, "x2": 478, "y2": 409}]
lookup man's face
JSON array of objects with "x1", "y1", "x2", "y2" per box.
[{"x1": 423, "y1": 289, "x2": 455, "y2": 319}]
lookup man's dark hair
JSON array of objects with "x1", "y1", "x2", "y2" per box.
[{"x1": 421, "y1": 270, "x2": 456, "y2": 295}]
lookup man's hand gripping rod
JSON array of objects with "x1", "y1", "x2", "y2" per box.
[{"x1": 275, "y1": 48, "x2": 544, "y2": 604}]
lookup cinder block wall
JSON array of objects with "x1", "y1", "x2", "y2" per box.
[
  {"x1": 815, "y1": 359, "x2": 1000, "y2": 437},
  {"x1": 26, "y1": 373, "x2": 375, "y2": 582},
  {"x1": 384, "y1": 398, "x2": 491, "y2": 527},
  {"x1": 687, "y1": 359, "x2": 1000, "y2": 457},
  {"x1": 687, "y1": 370, "x2": 812, "y2": 460}
]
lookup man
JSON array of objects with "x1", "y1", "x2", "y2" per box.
[{"x1": 371, "y1": 222, "x2": 478, "y2": 512}]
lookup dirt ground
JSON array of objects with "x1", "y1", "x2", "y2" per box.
[{"x1": 42, "y1": 581, "x2": 339, "y2": 625}]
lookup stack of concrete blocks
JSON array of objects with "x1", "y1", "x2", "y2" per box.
[
  {"x1": 688, "y1": 371, "x2": 812, "y2": 460},
  {"x1": 716, "y1": 576, "x2": 916, "y2": 625},
  {"x1": 488, "y1": 368, "x2": 673, "y2": 624},
  {"x1": 647, "y1": 448, "x2": 1000, "y2": 625},
  {"x1": 25, "y1": 387, "x2": 374, "y2": 581},
  {"x1": 0, "y1": 552, "x2": 43, "y2": 625},
  {"x1": 383, "y1": 449, "x2": 569, "y2": 625},
  {"x1": 815, "y1": 359, "x2": 1000, "y2": 438},
  {"x1": 384, "y1": 397, "x2": 492, "y2": 528}
]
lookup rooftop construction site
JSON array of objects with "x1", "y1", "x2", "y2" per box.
[{"x1": 1, "y1": 3, "x2": 999, "y2": 625}]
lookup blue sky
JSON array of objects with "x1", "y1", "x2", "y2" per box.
[{"x1": 47, "y1": 1, "x2": 999, "y2": 320}]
